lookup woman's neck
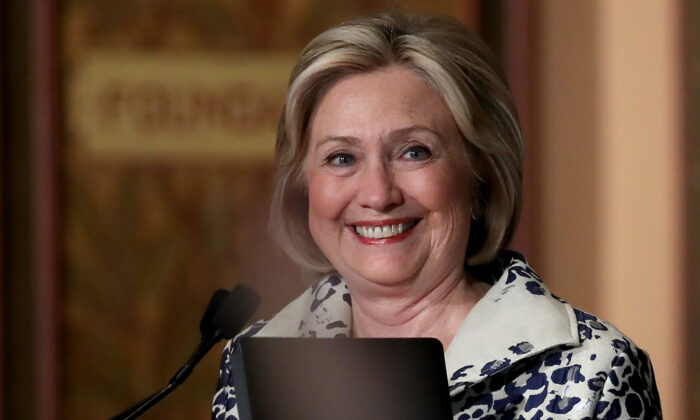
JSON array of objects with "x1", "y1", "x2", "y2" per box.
[{"x1": 349, "y1": 270, "x2": 491, "y2": 350}]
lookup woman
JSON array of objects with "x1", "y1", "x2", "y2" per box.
[{"x1": 213, "y1": 11, "x2": 661, "y2": 419}]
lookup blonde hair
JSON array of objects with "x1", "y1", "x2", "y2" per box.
[{"x1": 270, "y1": 10, "x2": 523, "y2": 274}]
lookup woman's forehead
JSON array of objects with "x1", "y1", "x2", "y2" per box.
[{"x1": 307, "y1": 66, "x2": 458, "y2": 146}]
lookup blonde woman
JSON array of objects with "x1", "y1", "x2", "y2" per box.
[{"x1": 213, "y1": 11, "x2": 661, "y2": 419}]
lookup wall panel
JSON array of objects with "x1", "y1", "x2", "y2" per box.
[{"x1": 57, "y1": 2, "x2": 475, "y2": 419}]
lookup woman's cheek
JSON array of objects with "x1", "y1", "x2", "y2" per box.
[
  {"x1": 307, "y1": 172, "x2": 347, "y2": 227},
  {"x1": 408, "y1": 166, "x2": 467, "y2": 210}
]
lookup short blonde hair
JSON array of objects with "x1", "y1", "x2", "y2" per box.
[{"x1": 270, "y1": 10, "x2": 523, "y2": 274}]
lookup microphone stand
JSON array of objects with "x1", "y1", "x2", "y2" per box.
[
  {"x1": 110, "y1": 332, "x2": 221, "y2": 420},
  {"x1": 109, "y1": 284, "x2": 260, "y2": 420}
]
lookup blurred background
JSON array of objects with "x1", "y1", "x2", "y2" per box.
[{"x1": 1, "y1": 0, "x2": 696, "y2": 419}]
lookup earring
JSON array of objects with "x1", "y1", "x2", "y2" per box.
[{"x1": 470, "y1": 200, "x2": 482, "y2": 220}]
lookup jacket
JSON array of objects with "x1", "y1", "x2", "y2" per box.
[{"x1": 212, "y1": 252, "x2": 662, "y2": 419}]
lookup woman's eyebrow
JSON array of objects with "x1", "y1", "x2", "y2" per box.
[
  {"x1": 314, "y1": 135, "x2": 360, "y2": 148},
  {"x1": 386, "y1": 125, "x2": 441, "y2": 141}
]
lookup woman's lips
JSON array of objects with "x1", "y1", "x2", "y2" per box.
[{"x1": 349, "y1": 219, "x2": 420, "y2": 244}]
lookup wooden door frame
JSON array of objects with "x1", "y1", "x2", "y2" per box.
[
  {"x1": 1, "y1": 0, "x2": 62, "y2": 419},
  {"x1": 33, "y1": 0, "x2": 62, "y2": 418}
]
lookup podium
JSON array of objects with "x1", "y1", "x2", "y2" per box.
[{"x1": 233, "y1": 337, "x2": 452, "y2": 420}]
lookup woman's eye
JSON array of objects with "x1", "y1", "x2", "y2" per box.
[
  {"x1": 402, "y1": 146, "x2": 431, "y2": 160},
  {"x1": 327, "y1": 153, "x2": 355, "y2": 166}
]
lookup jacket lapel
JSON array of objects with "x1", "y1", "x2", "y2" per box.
[
  {"x1": 253, "y1": 273, "x2": 353, "y2": 338},
  {"x1": 444, "y1": 255, "x2": 580, "y2": 396}
]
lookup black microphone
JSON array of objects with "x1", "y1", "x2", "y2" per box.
[
  {"x1": 110, "y1": 284, "x2": 261, "y2": 420},
  {"x1": 200, "y1": 289, "x2": 230, "y2": 337}
]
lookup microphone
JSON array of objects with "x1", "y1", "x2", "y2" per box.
[
  {"x1": 110, "y1": 284, "x2": 261, "y2": 420},
  {"x1": 200, "y1": 289, "x2": 230, "y2": 337}
]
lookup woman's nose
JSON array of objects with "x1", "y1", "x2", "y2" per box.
[{"x1": 357, "y1": 161, "x2": 403, "y2": 212}]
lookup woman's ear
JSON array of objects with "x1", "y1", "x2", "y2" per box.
[{"x1": 470, "y1": 182, "x2": 484, "y2": 220}]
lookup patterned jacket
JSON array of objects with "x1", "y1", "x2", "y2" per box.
[{"x1": 212, "y1": 253, "x2": 662, "y2": 419}]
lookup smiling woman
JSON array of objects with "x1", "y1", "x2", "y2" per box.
[
  {"x1": 306, "y1": 67, "x2": 473, "y2": 286},
  {"x1": 212, "y1": 10, "x2": 662, "y2": 420},
  {"x1": 305, "y1": 67, "x2": 480, "y2": 346}
]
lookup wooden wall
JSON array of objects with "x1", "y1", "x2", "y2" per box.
[
  {"x1": 537, "y1": 1, "x2": 687, "y2": 418},
  {"x1": 2, "y1": 2, "x2": 487, "y2": 419},
  {"x1": 3, "y1": 1, "x2": 692, "y2": 419},
  {"x1": 688, "y1": 0, "x2": 700, "y2": 415}
]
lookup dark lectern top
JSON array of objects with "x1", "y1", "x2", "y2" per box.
[{"x1": 233, "y1": 337, "x2": 452, "y2": 420}]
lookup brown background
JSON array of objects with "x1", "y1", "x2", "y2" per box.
[
  {"x1": 59, "y1": 2, "x2": 476, "y2": 419},
  {"x1": 1, "y1": 1, "x2": 694, "y2": 419}
]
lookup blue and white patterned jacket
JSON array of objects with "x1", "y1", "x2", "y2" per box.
[{"x1": 212, "y1": 253, "x2": 661, "y2": 419}]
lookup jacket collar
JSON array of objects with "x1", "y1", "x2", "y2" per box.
[
  {"x1": 444, "y1": 253, "x2": 579, "y2": 395},
  {"x1": 251, "y1": 253, "x2": 579, "y2": 395},
  {"x1": 253, "y1": 274, "x2": 353, "y2": 338}
]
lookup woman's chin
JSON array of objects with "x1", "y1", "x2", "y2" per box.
[{"x1": 340, "y1": 261, "x2": 420, "y2": 290}]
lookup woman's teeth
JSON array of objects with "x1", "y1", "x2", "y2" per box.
[{"x1": 354, "y1": 221, "x2": 417, "y2": 239}]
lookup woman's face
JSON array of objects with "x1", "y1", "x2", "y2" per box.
[{"x1": 305, "y1": 65, "x2": 474, "y2": 289}]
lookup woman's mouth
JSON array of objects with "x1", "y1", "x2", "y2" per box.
[
  {"x1": 354, "y1": 221, "x2": 418, "y2": 238},
  {"x1": 350, "y1": 219, "x2": 419, "y2": 243}
]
